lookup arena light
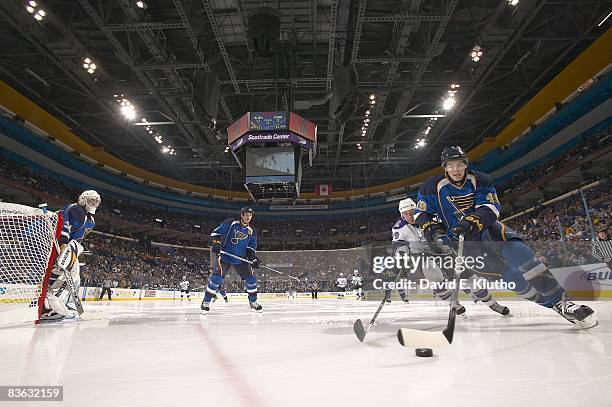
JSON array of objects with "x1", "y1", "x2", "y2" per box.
[
  {"x1": 136, "y1": 1, "x2": 146, "y2": 8},
  {"x1": 117, "y1": 97, "x2": 136, "y2": 120},
  {"x1": 369, "y1": 94, "x2": 375, "y2": 101},
  {"x1": 471, "y1": 45, "x2": 483, "y2": 62},
  {"x1": 507, "y1": 0, "x2": 519, "y2": 6},
  {"x1": 442, "y1": 95, "x2": 456, "y2": 111},
  {"x1": 83, "y1": 57, "x2": 97, "y2": 74},
  {"x1": 598, "y1": 10, "x2": 612, "y2": 26},
  {"x1": 26, "y1": 1, "x2": 46, "y2": 21},
  {"x1": 414, "y1": 139, "x2": 426, "y2": 149}
]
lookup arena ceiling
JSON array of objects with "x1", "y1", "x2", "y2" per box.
[{"x1": 0, "y1": 0, "x2": 610, "y2": 192}]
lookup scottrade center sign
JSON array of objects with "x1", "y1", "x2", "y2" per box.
[{"x1": 230, "y1": 132, "x2": 313, "y2": 150}]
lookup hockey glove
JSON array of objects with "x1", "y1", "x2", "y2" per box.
[
  {"x1": 246, "y1": 249, "x2": 260, "y2": 269},
  {"x1": 452, "y1": 214, "x2": 484, "y2": 240},
  {"x1": 210, "y1": 239, "x2": 222, "y2": 254},
  {"x1": 422, "y1": 221, "x2": 446, "y2": 243}
]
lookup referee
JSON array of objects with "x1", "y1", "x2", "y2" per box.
[{"x1": 592, "y1": 228, "x2": 612, "y2": 262}]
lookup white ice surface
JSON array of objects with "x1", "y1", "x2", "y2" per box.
[{"x1": 1, "y1": 299, "x2": 611, "y2": 407}]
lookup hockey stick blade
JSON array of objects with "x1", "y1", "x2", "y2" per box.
[
  {"x1": 353, "y1": 319, "x2": 367, "y2": 342},
  {"x1": 397, "y1": 307, "x2": 457, "y2": 348}
]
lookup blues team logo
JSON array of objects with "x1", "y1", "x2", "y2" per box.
[{"x1": 231, "y1": 230, "x2": 249, "y2": 244}]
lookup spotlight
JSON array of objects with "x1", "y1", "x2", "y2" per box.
[
  {"x1": 442, "y1": 96, "x2": 456, "y2": 111},
  {"x1": 508, "y1": 0, "x2": 519, "y2": 5},
  {"x1": 369, "y1": 94, "x2": 375, "y2": 100},
  {"x1": 471, "y1": 46, "x2": 483, "y2": 62},
  {"x1": 117, "y1": 97, "x2": 136, "y2": 120},
  {"x1": 83, "y1": 58, "x2": 97, "y2": 74},
  {"x1": 136, "y1": 1, "x2": 146, "y2": 9},
  {"x1": 26, "y1": 1, "x2": 45, "y2": 20}
]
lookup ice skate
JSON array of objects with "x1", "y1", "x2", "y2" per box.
[
  {"x1": 553, "y1": 298, "x2": 597, "y2": 329},
  {"x1": 487, "y1": 301, "x2": 510, "y2": 316},
  {"x1": 250, "y1": 301, "x2": 262, "y2": 311},
  {"x1": 200, "y1": 302, "x2": 210, "y2": 315}
]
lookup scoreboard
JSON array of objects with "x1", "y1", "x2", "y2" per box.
[
  {"x1": 227, "y1": 111, "x2": 316, "y2": 145},
  {"x1": 249, "y1": 111, "x2": 287, "y2": 131}
]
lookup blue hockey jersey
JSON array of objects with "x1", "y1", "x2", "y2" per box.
[
  {"x1": 58, "y1": 203, "x2": 95, "y2": 245},
  {"x1": 414, "y1": 170, "x2": 500, "y2": 237},
  {"x1": 211, "y1": 219, "x2": 258, "y2": 265}
]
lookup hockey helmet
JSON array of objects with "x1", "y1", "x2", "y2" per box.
[
  {"x1": 78, "y1": 190, "x2": 101, "y2": 214},
  {"x1": 398, "y1": 198, "x2": 416, "y2": 213},
  {"x1": 241, "y1": 207, "x2": 254, "y2": 215},
  {"x1": 353, "y1": 269, "x2": 359, "y2": 276},
  {"x1": 441, "y1": 146, "x2": 468, "y2": 167}
]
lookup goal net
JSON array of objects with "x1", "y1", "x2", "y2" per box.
[{"x1": 0, "y1": 203, "x2": 62, "y2": 324}]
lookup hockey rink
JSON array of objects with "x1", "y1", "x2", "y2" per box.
[{"x1": 2, "y1": 299, "x2": 611, "y2": 407}]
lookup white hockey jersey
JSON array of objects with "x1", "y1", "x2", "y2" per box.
[
  {"x1": 391, "y1": 218, "x2": 430, "y2": 254},
  {"x1": 336, "y1": 277, "x2": 347, "y2": 288},
  {"x1": 351, "y1": 275, "x2": 362, "y2": 286},
  {"x1": 179, "y1": 280, "x2": 190, "y2": 290}
]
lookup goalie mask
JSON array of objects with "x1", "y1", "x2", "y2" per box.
[{"x1": 78, "y1": 190, "x2": 101, "y2": 214}]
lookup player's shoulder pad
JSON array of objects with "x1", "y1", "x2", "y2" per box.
[
  {"x1": 470, "y1": 170, "x2": 495, "y2": 187},
  {"x1": 392, "y1": 218, "x2": 407, "y2": 230},
  {"x1": 221, "y1": 218, "x2": 236, "y2": 225},
  {"x1": 246, "y1": 225, "x2": 256, "y2": 236},
  {"x1": 68, "y1": 203, "x2": 87, "y2": 217},
  {"x1": 419, "y1": 174, "x2": 445, "y2": 194}
]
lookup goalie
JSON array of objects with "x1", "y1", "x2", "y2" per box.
[{"x1": 41, "y1": 190, "x2": 100, "y2": 322}]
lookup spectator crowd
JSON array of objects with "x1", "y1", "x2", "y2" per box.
[{"x1": 0, "y1": 126, "x2": 610, "y2": 292}]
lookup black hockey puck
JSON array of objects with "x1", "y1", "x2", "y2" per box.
[{"x1": 415, "y1": 348, "x2": 433, "y2": 357}]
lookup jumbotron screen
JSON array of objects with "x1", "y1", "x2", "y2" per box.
[{"x1": 245, "y1": 147, "x2": 295, "y2": 176}]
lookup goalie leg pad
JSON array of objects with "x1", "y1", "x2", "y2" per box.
[{"x1": 57, "y1": 240, "x2": 84, "y2": 271}]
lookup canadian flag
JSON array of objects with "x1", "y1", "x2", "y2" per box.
[{"x1": 315, "y1": 183, "x2": 332, "y2": 196}]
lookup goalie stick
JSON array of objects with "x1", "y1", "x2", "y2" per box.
[
  {"x1": 219, "y1": 250, "x2": 301, "y2": 281},
  {"x1": 397, "y1": 234, "x2": 464, "y2": 348}
]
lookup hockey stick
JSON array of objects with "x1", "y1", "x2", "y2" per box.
[
  {"x1": 353, "y1": 288, "x2": 392, "y2": 342},
  {"x1": 219, "y1": 250, "x2": 301, "y2": 281},
  {"x1": 354, "y1": 263, "x2": 406, "y2": 342},
  {"x1": 397, "y1": 234, "x2": 464, "y2": 348}
]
